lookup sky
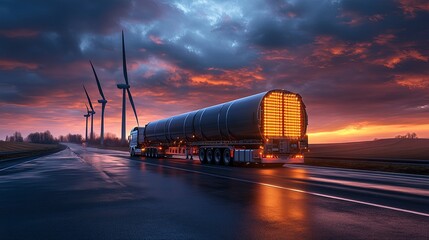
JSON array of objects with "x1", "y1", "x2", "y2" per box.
[{"x1": 0, "y1": 0, "x2": 428, "y2": 143}]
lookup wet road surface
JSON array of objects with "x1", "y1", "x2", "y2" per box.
[{"x1": 0, "y1": 143, "x2": 428, "y2": 239}]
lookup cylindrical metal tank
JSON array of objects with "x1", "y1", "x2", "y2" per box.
[{"x1": 144, "y1": 89, "x2": 307, "y2": 143}]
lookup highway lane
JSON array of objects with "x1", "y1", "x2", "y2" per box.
[{"x1": 0, "y1": 143, "x2": 428, "y2": 239}]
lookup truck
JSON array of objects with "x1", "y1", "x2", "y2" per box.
[{"x1": 129, "y1": 89, "x2": 308, "y2": 165}]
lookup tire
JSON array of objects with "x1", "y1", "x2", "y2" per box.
[
  {"x1": 199, "y1": 148, "x2": 206, "y2": 163},
  {"x1": 214, "y1": 148, "x2": 222, "y2": 165},
  {"x1": 223, "y1": 149, "x2": 232, "y2": 166},
  {"x1": 206, "y1": 149, "x2": 213, "y2": 164}
]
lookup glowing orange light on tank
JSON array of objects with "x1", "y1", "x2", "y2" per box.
[{"x1": 262, "y1": 92, "x2": 303, "y2": 139}]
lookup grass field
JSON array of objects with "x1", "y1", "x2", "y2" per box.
[
  {"x1": 307, "y1": 138, "x2": 429, "y2": 160},
  {"x1": 305, "y1": 138, "x2": 429, "y2": 175},
  {"x1": 0, "y1": 141, "x2": 63, "y2": 161}
]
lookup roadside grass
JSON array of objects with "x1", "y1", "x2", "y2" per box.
[
  {"x1": 304, "y1": 158, "x2": 429, "y2": 175},
  {"x1": 305, "y1": 138, "x2": 429, "y2": 175},
  {"x1": 0, "y1": 142, "x2": 65, "y2": 161},
  {"x1": 307, "y1": 138, "x2": 429, "y2": 160}
]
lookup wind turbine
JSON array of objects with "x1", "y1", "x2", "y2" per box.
[
  {"x1": 117, "y1": 30, "x2": 139, "y2": 142},
  {"x1": 83, "y1": 85, "x2": 96, "y2": 141},
  {"x1": 84, "y1": 104, "x2": 90, "y2": 142},
  {"x1": 90, "y1": 61, "x2": 107, "y2": 145}
]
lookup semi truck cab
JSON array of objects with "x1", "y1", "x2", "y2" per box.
[{"x1": 129, "y1": 127, "x2": 145, "y2": 156}]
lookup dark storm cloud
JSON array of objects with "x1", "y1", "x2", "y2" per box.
[
  {"x1": 0, "y1": 0, "x2": 130, "y2": 33},
  {"x1": 247, "y1": 18, "x2": 311, "y2": 48},
  {"x1": 0, "y1": 0, "x2": 134, "y2": 63},
  {"x1": 341, "y1": 0, "x2": 399, "y2": 16}
]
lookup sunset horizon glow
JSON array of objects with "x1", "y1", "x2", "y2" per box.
[{"x1": 1, "y1": 0, "x2": 428, "y2": 144}]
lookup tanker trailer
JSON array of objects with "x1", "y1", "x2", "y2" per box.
[{"x1": 129, "y1": 89, "x2": 308, "y2": 165}]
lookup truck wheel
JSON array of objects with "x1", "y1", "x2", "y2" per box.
[
  {"x1": 199, "y1": 148, "x2": 206, "y2": 163},
  {"x1": 223, "y1": 149, "x2": 232, "y2": 166},
  {"x1": 214, "y1": 148, "x2": 222, "y2": 165},
  {"x1": 206, "y1": 149, "x2": 213, "y2": 164}
]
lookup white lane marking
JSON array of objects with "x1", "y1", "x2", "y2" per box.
[
  {"x1": 287, "y1": 164, "x2": 429, "y2": 181},
  {"x1": 0, "y1": 158, "x2": 41, "y2": 172},
  {"x1": 308, "y1": 177, "x2": 429, "y2": 197},
  {"x1": 140, "y1": 161, "x2": 429, "y2": 217}
]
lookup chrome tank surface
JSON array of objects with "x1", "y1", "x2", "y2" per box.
[{"x1": 144, "y1": 89, "x2": 306, "y2": 143}]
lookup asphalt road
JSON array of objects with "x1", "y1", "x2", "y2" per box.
[{"x1": 0, "y1": 143, "x2": 428, "y2": 239}]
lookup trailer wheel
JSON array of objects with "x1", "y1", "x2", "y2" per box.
[
  {"x1": 223, "y1": 149, "x2": 232, "y2": 166},
  {"x1": 199, "y1": 148, "x2": 206, "y2": 163},
  {"x1": 214, "y1": 148, "x2": 222, "y2": 165},
  {"x1": 206, "y1": 149, "x2": 213, "y2": 164}
]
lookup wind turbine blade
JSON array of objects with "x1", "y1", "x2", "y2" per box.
[
  {"x1": 122, "y1": 30, "x2": 129, "y2": 85},
  {"x1": 90, "y1": 60, "x2": 105, "y2": 100},
  {"x1": 83, "y1": 85, "x2": 95, "y2": 112},
  {"x1": 127, "y1": 88, "x2": 139, "y2": 126}
]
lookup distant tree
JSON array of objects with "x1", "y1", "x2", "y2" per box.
[
  {"x1": 102, "y1": 133, "x2": 126, "y2": 147},
  {"x1": 66, "y1": 133, "x2": 83, "y2": 143},
  {"x1": 395, "y1": 132, "x2": 418, "y2": 139},
  {"x1": 88, "y1": 133, "x2": 100, "y2": 145},
  {"x1": 13, "y1": 131, "x2": 23, "y2": 142},
  {"x1": 26, "y1": 130, "x2": 57, "y2": 144},
  {"x1": 5, "y1": 132, "x2": 23, "y2": 142}
]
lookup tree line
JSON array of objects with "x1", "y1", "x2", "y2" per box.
[
  {"x1": 3, "y1": 131, "x2": 124, "y2": 146},
  {"x1": 395, "y1": 132, "x2": 418, "y2": 139},
  {"x1": 3, "y1": 131, "x2": 82, "y2": 144}
]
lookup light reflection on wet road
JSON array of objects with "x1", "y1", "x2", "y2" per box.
[{"x1": 0, "y1": 143, "x2": 428, "y2": 239}]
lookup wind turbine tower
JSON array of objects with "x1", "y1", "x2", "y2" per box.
[
  {"x1": 90, "y1": 61, "x2": 107, "y2": 145},
  {"x1": 83, "y1": 85, "x2": 96, "y2": 141},
  {"x1": 117, "y1": 31, "x2": 139, "y2": 142},
  {"x1": 84, "y1": 104, "x2": 90, "y2": 142}
]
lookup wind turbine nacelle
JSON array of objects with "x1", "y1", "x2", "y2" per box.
[
  {"x1": 117, "y1": 83, "x2": 130, "y2": 89},
  {"x1": 98, "y1": 99, "x2": 108, "y2": 104}
]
